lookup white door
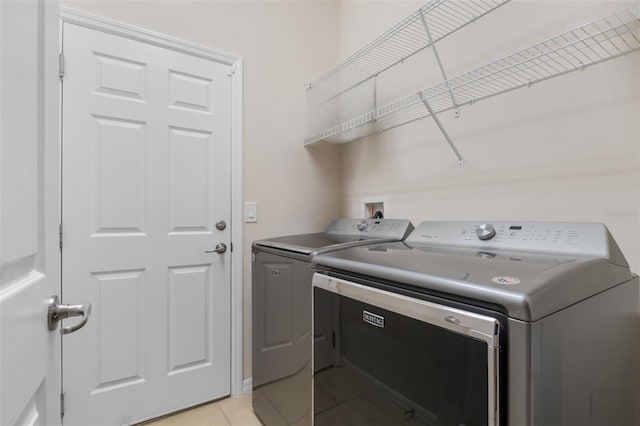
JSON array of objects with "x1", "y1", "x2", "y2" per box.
[
  {"x1": 0, "y1": 1, "x2": 62, "y2": 425},
  {"x1": 61, "y1": 22, "x2": 232, "y2": 425}
]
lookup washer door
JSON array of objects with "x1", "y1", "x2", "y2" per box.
[{"x1": 312, "y1": 273, "x2": 501, "y2": 426}]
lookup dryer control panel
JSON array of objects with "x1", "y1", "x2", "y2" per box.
[
  {"x1": 326, "y1": 218, "x2": 414, "y2": 239},
  {"x1": 407, "y1": 221, "x2": 626, "y2": 263}
]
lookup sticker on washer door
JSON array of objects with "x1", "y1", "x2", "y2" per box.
[
  {"x1": 492, "y1": 276, "x2": 521, "y2": 285},
  {"x1": 363, "y1": 310, "x2": 385, "y2": 328}
]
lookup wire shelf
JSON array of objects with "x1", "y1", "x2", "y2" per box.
[
  {"x1": 305, "y1": 0, "x2": 510, "y2": 95},
  {"x1": 305, "y1": 9, "x2": 640, "y2": 146}
]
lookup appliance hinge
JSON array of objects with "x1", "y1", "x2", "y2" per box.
[
  {"x1": 332, "y1": 331, "x2": 336, "y2": 348},
  {"x1": 59, "y1": 224, "x2": 63, "y2": 250},
  {"x1": 60, "y1": 392, "x2": 65, "y2": 418},
  {"x1": 230, "y1": 242, "x2": 234, "y2": 253},
  {"x1": 59, "y1": 54, "x2": 65, "y2": 79}
]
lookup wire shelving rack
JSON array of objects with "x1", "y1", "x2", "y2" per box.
[
  {"x1": 305, "y1": 8, "x2": 640, "y2": 163},
  {"x1": 305, "y1": 0, "x2": 511, "y2": 95}
]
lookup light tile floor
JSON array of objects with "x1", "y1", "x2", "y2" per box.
[{"x1": 142, "y1": 394, "x2": 262, "y2": 426}]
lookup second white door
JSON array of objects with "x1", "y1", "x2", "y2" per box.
[{"x1": 61, "y1": 22, "x2": 232, "y2": 425}]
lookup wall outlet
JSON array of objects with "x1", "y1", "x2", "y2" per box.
[{"x1": 361, "y1": 196, "x2": 388, "y2": 219}]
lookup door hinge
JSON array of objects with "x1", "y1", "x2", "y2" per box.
[
  {"x1": 59, "y1": 54, "x2": 65, "y2": 79},
  {"x1": 59, "y1": 224, "x2": 63, "y2": 249},
  {"x1": 60, "y1": 392, "x2": 65, "y2": 418}
]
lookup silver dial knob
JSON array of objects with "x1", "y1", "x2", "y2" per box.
[
  {"x1": 357, "y1": 221, "x2": 369, "y2": 231},
  {"x1": 475, "y1": 224, "x2": 496, "y2": 240}
]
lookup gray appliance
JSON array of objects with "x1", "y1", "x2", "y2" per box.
[
  {"x1": 252, "y1": 218, "x2": 414, "y2": 426},
  {"x1": 311, "y1": 221, "x2": 639, "y2": 426}
]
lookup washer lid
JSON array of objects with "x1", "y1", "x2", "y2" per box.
[
  {"x1": 311, "y1": 222, "x2": 633, "y2": 322},
  {"x1": 254, "y1": 233, "x2": 372, "y2": 255},
  {"x1": 253, "y1": 219, "x2": 414, "y2": 255}
]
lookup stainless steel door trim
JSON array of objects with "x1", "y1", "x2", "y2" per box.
[
  {"x1": 312, "y1": 272, "x2": 501, "y2": 426},
  {"x1": 488, "y1": 344, "x2": 500, "y2": 426},
  {"x1": 312, "y1": 273, "x2": 500, "y2": 346}
]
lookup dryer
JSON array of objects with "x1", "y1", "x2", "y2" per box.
[
  {"x1": 311, "y1": 221, "x2": 639, "y2": 426},
  {"x1": 252, "y1": 218, "x2": 414, "y2": 426}
]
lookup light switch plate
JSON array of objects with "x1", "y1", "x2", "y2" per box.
[{"x1": 244, "y1": 201, "x2": 257, "y2": 223}]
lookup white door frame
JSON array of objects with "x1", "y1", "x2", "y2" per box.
[{"x1": 59, "y1": 6, "x2": 245, "y2": 397}]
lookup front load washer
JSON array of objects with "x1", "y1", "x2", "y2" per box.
[
  {"x1": 311, "y1": 221, "x2": 639, "y2": 426},
  {"x1": 252, "y1": 218, "x2": 414, "y2": 426}
]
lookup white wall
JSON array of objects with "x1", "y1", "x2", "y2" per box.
[
  {"x1": 61, "y1": 0, "x2": 342, "y2": 381},
  {"x1": 338, "y1": 0, "x2": 640, "y2": 273}
]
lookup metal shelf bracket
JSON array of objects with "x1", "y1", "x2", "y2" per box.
[
  {"x1": 419, "y1": 7, "x2": 463, "y2": 166},
  {"x1": 418, "y1": 91, "x2": 464, "y2": 167},
  {"x1": 419, "y1": 8, "x2": 459, "y2": 115}
]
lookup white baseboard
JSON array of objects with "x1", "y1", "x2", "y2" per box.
[{"x1": 241, "y1": 378, "x2": 253, "y2": 394}]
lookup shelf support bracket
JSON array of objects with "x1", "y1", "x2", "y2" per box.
[
  {"x1": 418, "y1": 91, "x2": 464, "y2": 167},
  {"x1": 373, "y1": 75, "x2": 379, "y2": 120},
  {"x1": 419, "y1": 10, "x2": 459, "y2": 117}
]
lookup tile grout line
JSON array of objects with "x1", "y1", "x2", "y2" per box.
[{"x1": 219, "y1": 406, "x2": 233, "y2": 426}]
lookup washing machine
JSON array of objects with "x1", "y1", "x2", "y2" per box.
[
  {"x1": 311, "y1": 221, "x2": 639, "y2": 426},
  {"x1": 252, "y1": 218, "x2": 414, "y2": 426}
]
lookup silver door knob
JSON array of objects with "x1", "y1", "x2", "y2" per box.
[
  {"x1": 48, "y1": 295, "x2": 92, "y2": 335},
  {"x1": 205, "y1": 243, "x2": 227, "y2": 254}
]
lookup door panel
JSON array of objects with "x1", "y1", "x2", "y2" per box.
[
  {"x1": 93, "y1": 269, "x2": 145, "y2": 390},
  {"x1": 252, "y1": 253, "x2": 311, "y2": 387},
  {"x1": 0, "y1": 1, "x2": 61, "y2": 425},
  {"x1": 168, "y1": 264, "x2": 210, "y2": 372},
  {"x1": 264, "y1": 262, "x2": 294, "y2": 348},
  {"x1": 252, "y1": 252, "x2": 313, "y2": 425},
  {"x1": 62, "y1": 22, "x2": 232, "y2": 425},
  {"x1": 168, "y1": 128, "x2": 212, "y2": 232},
  {"x1": 94, "y1": 116, "x2": 147, "y2": 234}
]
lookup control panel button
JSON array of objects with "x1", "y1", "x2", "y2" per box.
[
  {"x1": 357, "y1": 221, "x2": 369, "y2": 231},
  {"x1": 475, "y1": 224, "x2": 496, "y2": 240}
]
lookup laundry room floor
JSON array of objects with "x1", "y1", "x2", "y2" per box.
[{"x1": 142, "y1": 393, "x2": 261, "y2": 426}]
